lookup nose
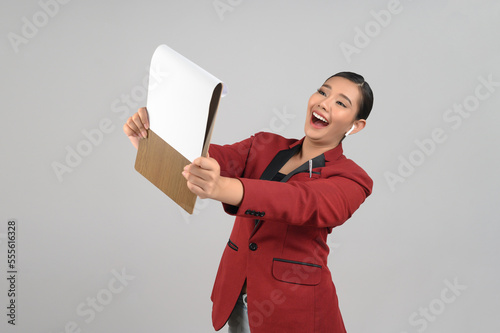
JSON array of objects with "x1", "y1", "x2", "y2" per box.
[{"x1": 317, "y1": 96, "x2": 328, "y2": 111}]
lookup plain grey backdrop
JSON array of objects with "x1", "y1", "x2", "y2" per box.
[{"x1": 1, "y1": 0, "x2": 499, "y2": 332}]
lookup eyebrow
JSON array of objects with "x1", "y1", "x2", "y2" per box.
[{"x1": 322, "y1": 84, "x2": 353, "y2": 106}]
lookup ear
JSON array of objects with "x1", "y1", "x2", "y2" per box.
[{"x1": 350, "y1": 119, "x2": 366, "y2": 135}]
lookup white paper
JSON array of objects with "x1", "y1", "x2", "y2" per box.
[{"x1": 146, "y1": 44, "x2": 226, "y2": 162}]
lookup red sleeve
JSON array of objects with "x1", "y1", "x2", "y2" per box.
[
  {"x1": 208, "y1": 134, "x2": 256, "y2": 178},
  {"x1": 230, "y1": 165, "x2": 372, "y2": 228},
  {"x1": 209, "y1": 133, "x2": 372, "y2": 228}
]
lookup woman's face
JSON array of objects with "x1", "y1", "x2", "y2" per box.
[{"x1": 304, "y1": 76, "x2": 366, "y2": 148}]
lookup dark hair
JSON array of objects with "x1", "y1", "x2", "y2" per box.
[{"x1": 327, "y1": 72, "x2": 374, "y2": 120}]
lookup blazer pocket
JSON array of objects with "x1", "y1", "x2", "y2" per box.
[
  {"x1": 227, "y1": 239, "x2": 238, "y2": 251},
  {"x1": 272, "y1": 258, "x2": 322, "y2": 286}
]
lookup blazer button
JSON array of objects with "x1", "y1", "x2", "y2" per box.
[{"x1": 249, "y1": 243, "x2": 258, "y2": 251}]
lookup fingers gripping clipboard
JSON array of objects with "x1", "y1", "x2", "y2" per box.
[{"x1": 134, "y1": 44, "x2": 226, "y2": 214}]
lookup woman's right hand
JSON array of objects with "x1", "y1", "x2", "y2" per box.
[{"x1": 123, "y1": 107, "x2": 150, "y2": 149}]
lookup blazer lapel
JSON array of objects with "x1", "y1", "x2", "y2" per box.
[
  {"x1": 249, "y1": 145, "x2": 300, "y2": 236},
  {"x1": 259, "y1": 144, "x2": 301, "y2": 181},
  {"x1": 251, "y1": 145, "x2": 325, "y2": 236}
]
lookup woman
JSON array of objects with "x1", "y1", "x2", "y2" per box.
[{"x1": 124, "y1": 72, "x2": 374, "y2": 332}]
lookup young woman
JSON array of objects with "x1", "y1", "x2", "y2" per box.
[{"x1": 124, "y1": 72, "x2": 374, "y2": 332}]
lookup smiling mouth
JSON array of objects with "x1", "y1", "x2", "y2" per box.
[{"x1": 311, "y1": 111, "x2": 329, "y2": 127}]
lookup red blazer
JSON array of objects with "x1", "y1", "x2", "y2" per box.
[{"x1": 208, "y1": 132, "x2": 373, "y2": 333}]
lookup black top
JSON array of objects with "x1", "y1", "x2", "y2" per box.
[{"x1": 271, "y1": 172, "x2": 286, "y2": 182}]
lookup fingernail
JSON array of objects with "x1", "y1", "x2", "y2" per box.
[{"x1": 142, "y1": 131, "x2": 147, "y2": 138}]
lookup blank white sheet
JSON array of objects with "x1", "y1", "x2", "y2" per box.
[{"x1": 146, "y1": 44, "x2": 226, "y2": 162}]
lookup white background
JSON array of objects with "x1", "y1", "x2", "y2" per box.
[{"x1": 1, "y1": 0, "x2": 499, "y2": 332}]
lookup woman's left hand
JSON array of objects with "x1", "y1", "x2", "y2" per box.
[{"x1": 182, "y1": 155, "x2": 244, "y2": 206}]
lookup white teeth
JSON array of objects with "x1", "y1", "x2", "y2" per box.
[{"x1": 313, "y1": 112, "x2": 328, "y2": 124}]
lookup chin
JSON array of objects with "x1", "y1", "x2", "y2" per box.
[
  {"x1": 304, "y1": 128, "x2": 324, "y2": 142},
  {"x1": 304, "y1": 127, "x2": 340, "y2": 147}
]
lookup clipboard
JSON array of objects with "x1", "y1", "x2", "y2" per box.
[{"x1": 134, "y1": 44, "x2": 225, "y2": 214}]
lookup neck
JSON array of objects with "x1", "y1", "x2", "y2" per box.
[{"x1": 299, "y1": 137, "x2": 340, "y2": 160}]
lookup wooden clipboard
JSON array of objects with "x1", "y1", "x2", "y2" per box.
[{"x1": 134, "y1": 45, "x2": 225, "y2": 214}]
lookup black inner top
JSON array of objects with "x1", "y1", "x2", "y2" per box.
[{"x1": 271, "y1": 172, "x2": 286, "y2": 182}]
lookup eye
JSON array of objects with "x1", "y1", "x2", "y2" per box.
[
  {"x1": 336, "y1": 101, "x2": 347, "y2": 108},
  {"x1": 316, "y1": 89, "x2": 326, "y2": 96}
]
